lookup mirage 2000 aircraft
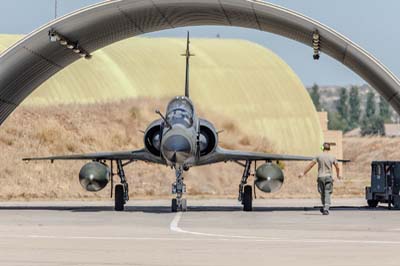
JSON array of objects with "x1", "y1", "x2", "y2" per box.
[{"x1": 24, "y1": 33, "x2": 323, "y2": 212}]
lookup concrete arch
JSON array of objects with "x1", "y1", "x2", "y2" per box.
[{"x1": 1, "y1": 0, "x2": 400, "y2": 125}]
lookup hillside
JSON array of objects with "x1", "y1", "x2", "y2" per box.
[
  {"x1": 306, "y1": 84, "x2": 372, "y2": 113},
  {"x1": 0, "y1": 99, "x2": 383, "y2": 200}
]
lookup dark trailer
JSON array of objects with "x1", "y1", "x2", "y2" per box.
[{"x1": 366, "y1": 161, "x2": 400, "y2": 209}]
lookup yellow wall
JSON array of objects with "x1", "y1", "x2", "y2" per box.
[{"x1": 0, "y1": 35, "x2": 323, "y2": 155}]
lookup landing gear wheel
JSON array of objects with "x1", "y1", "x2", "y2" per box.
[
  {"x1": 115, "y1": 160, "x2": 129, "y2": 211},
  {"x1": 243, "y1": 185, "x2": 253, "y2": 212},
  {"x1": 171, "y1": 167, "x2": 187, "y2": 212},
  {"x1": 367, "y1": 199, "x2": 379, "y2": 208},
  {"x1": 181, "y1": 198, "x2": 187, "y2": 212},
  {"x1": 115, "y1": 184, "x2": 125, "y2": 211},
  {"x1": 171, "y1": 198, "x2": 178, "y2": 212}
]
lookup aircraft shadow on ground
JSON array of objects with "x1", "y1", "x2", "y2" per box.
[{"x1": 0, "y1": 205, "x2": 393, "y2": 213}]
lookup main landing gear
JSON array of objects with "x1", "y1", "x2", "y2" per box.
[
  {"x1": 238, "y1": 161, "x2": 253, "y2": 212},
  {"x1": 171, "y1": 166, "x2": 187, "y2": 212},
  {"x1": 114, "y1": 160, "x2": 129, "y2": 211}
]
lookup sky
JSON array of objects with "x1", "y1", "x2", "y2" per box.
[{"x1": 1, "y1": 0, "x2": 399, "y2": 87}]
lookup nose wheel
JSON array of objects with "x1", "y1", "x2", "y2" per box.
[
  {"x1": 171, "y1": 167, "x2": 187, "y2": 212},
  {"x1": 171, "y1": 198, "x2": 187, "y2": 212}
]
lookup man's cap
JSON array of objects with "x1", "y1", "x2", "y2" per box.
[{"x1": 321, "y1": 142, "x2": 336, "y2": 151}]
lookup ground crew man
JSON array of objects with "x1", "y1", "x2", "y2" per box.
[{"x1": 298, "y1": 143, "x2": 341, "y2": 215}]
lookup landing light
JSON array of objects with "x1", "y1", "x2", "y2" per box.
[
  {"x1": 48, "y1": 29, "x2": 92, "y2": 60},
  {"x1": 49, "y1": 32, "x2": 59, "y2": 42},
  {"x1": 72, "y1": 47, "x2": 81, "y2": 54},
  {"x1": 312, "y1": 29, "x2": 321, "y2": 60}
]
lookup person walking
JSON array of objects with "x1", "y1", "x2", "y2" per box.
[{"x1": 298, "y1": 143, "x2": 341, "y2": 215}]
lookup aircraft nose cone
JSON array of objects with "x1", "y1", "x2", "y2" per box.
[{"x1": 162, "y1": 135, "x2": 191, "y2": 164}]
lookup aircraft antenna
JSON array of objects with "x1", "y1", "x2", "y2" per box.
[
  {"x1": 54, "y1": 0, "x2": 58, "y2": 19},
  {"x1": 155, "y1": 110, "x2": 172, "y2": 128},
  {"x1": 182, "y1": 31, "x2": 194, "y2": 98}
]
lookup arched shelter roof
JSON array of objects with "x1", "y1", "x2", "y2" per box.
[{"x1": 1, "y1": 0, "x2": 400, "y2": 124}]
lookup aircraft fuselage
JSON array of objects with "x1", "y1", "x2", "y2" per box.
[{"x1": 159, "y1": 96, "x2": 201, "y2": 168}]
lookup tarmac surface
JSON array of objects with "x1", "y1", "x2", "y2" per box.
[{"x1": 0, "y1": 198, "x2": 399, "y2": 266}]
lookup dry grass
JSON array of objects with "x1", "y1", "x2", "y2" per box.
[
  {"x1": 338, "y1": 136, "x2": 400, "y2": 197},
  {"x1": 0, "y1": 98, "x2": 386, "y2": 201},
  {"x1": 239, "y1": 136, "x2": 250, "y2": 146},
  {"x1": 0, "y1": 98, "x2": 291, "y2": 200}
]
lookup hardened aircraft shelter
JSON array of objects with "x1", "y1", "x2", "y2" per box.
[{"x1": 1, "y1": 0, "x2": 400, "y2": 124}]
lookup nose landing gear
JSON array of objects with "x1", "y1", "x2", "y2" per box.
[
  {"x1": 171, "y1": 166, "x2": 187, "y2": 212},
  {"x1": 238, "y1": 161, "x2": 253, "y2": 212},
  {"x1": 114, "y1": 160, "x2": 129, "y2": 211}
]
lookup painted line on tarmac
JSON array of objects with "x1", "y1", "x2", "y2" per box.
[
  {"x1": 169, "y1": 212, "x2": 400, "y2": 245},
  {"x1": 3, "y1": 234, "x2": 400, "y2": 246},
  {"x1": 170, "y1": 212, "x2": 274, "y2": 239}
]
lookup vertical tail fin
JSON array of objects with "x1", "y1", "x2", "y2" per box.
[{"x1": 182, "y1": 31, "x2": 194, "y2": 98}]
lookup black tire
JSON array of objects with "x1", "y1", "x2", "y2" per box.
[
  {"x1": 115, "y1": 184, "x2": 125, "y2": 211},
  {"x1": 171, "y1": 198, "x2": 178, "y2": 212},
  {"x1": 367, "y1": 199, "x2": 379, "y2": 208},
  {"x1": 243, "y1": 185, "x2": 253, "y2": 212}
]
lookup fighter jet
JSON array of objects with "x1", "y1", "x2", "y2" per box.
[{"x1": 24, "y1": 33, "x2": 328, "y2": 212}]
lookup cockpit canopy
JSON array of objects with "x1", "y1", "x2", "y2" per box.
[{"x1": 166, "y1": 96, "x2": 194, "y2": 128}]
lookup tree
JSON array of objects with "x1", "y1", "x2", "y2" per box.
[
  {"x1": 348, "y1": 86, "x2": 361, "y2": 129},
  {"x1": 310, "y1": 83, "x2": 321, "y2": 111},
  {"x1": 379, "y1": 96, "x2": 391, "y2": 123},
  {"x1": 328, "y1": 111, "x2": 348, "y2": 131},
  {"x1": 337, "y1": 88, "x2": 349, "y2": 119},
  {"x1": 361, "y1": 91, "x2": 385, "y2": 136},
  {"x1": 336, "y1": 88, "x2": 350, "y2": 131},
  {"x1": 365, "y1": 91, "x2": 376, "y2": 119},
  {"x1": 360, "y1": 115, "x2": 385, "y2": 136}
]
